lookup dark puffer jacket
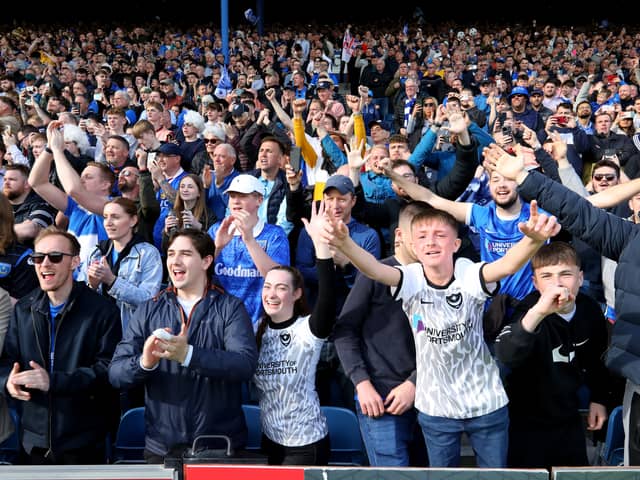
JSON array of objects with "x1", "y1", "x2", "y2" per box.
[{"x1": 518, "y1": 170, "x2": 640, "y2": 384}]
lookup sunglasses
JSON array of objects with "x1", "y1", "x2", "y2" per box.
[
  {"x1": 593, "y1": 174, "x2": 617, "y2": 181},
  {"x1": 424, "y1": 103, "x2": 435, "y2": 107},
  {"x1": 28, "y1": 251, "x2": 75, "y2": 265},
  {"x1": 204, "y1": 138, "x2": 220, "y2": 144},
  {"x1": 119, "y1": 170, "x2": 139, "y2": 178}
]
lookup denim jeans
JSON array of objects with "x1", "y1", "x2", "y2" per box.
[
  {"x1": 356, "y1": 403, "x2": 416, "y2": 466},
  {"x1": 417, "y1": 405, "x2": 509, "y2": 467}
]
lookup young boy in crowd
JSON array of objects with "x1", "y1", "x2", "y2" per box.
[
  {"x1": 495, "y1": 241, "x2": 610, "y2": 469},
  {"x1": 320, "y1": 200, "x2": 559, "y2": 467}
]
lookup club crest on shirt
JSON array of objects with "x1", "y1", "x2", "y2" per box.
[
  {"x1": 446, "y1": 292, "x2": 462, "y2": 309},
  {"x1": 279, "y1": 332, "x2": 291, "y2": 347}
]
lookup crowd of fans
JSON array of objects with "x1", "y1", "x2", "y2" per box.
[{"x1": 0, "y1": 17, "x2": 639, "y2": 470}]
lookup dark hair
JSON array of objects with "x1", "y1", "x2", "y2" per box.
[
  {"x1": 388, "y1": 134, "x2": 409, "y2": 145},
  {"x1": 531, "y1": 241, "x2": 581, "y2": 271},
  {"x1": 593, "y1": 159, "x2": 620, "y2": 177},
  {"x1": 5, "y1": 164, "x2": 30, "y2": 178},
  {"x1": 391, "y1": 159, "x2": 416, "y2": 175},
  {"x1": 260, "y1": 135, "x2": 289, "y2": 155},
  {"x1": 167, "y1": 229, "x2": 216, "y2": 278},
  {"x1": 174, "y1": 174, "x2": 210, "y2": 230},
  {"x1": 86, "y1": 161, "x2": 116, "y2": 190},
  {"x1": 255, "y1": 265, "x2": 310, "y2": 349},
  {"x1": 34, "y1": 226, "x2": 81, "y2": 256},
  {"x1": 105, "y1": 197, "x2": 139, "y2": 228}
]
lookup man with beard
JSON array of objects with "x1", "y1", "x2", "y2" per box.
[
  {"x1": 3, "y1": 165, "x2": 55, "y2": 247},
  {"x1": 388, "y1": 164, "x2": 548, "y2": 302}
]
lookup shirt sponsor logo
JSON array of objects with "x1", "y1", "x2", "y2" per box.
[{"x1": 214, "y1": 263, "x2": 260, "y2": 277}]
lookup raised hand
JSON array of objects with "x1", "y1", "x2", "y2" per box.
[
  {"x1": 482, "y1": 142, "x2": 525, "y2": 180},
  {"x1": 344, "y1": 138, "x2": 366, "y2": 171},
  {"x1": 518, "y1": 200, "x2": 560, "y2": 242}
]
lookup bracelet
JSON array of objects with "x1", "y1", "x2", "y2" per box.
[{"x1": 45, "y1": 147, "x2": 53, "y2": 154}]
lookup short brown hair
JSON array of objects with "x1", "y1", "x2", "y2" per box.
[
  {"x1": 531, "y1": 241, "x2": 581, "y2": 271},
  {"x1": 411, "y1": 208, "x2": 459, "y2": 235},
  {"x1": 34, "y1": 226, "x2": 81, "y2": 256}
]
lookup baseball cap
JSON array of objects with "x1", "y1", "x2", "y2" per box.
[
  {"x1": 24, "y1": 73, "x2": 36, "y2": 81},
  {"x1": 160, "y1": 78, "x2": 174, "y2": 86},
  {"x1": 200, "y1": 94, "x2": 215, "y2": 105},
  {"x1": 224, "y1": 174, "x2": 265, "y2": 196},
  {"x1": 530, "y1": 88, "x2": 543, "y2": 96},
  {"x1": 480, "y1": 79, "x2": 492, "y2": 86},
  {"x1": 323, "y1": 175, "x2": 355, "y2": 195},
  {"x1": 157, "y1": 143, "x2": 182, "y2": 156},
  {"x1": 100, "y1": 63, "x2": 112, "y2": 74},
  {"x1": 139, "y1": 86, "x2": 152, "y2": 94},
  {"x1": 316, "y1": 80, "x2": 333, "y2": 90},
  {"x1": 508, "y1": 86, "x2": 530, "y2": 99},
  {"x1": 620, "y1": 111, "x2": 634, "y2": 120},
  {"x1": 231, "y1": 103, "x2": 250, "y2": 117}
]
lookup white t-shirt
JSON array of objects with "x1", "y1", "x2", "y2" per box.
[
  {"x1": 253, "y1": 315, "x2": 328, "y2": 447},
  {"x1": 392, "y1": 258, "x2": 508, "y2": 419}
]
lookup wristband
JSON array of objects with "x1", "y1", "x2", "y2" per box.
[{"x1": 45, "y1": 147, "x2": 53, "y2": 154}]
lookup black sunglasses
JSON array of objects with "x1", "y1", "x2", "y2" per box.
[
  {"x1": 204, "y1": 138, "x2": 220, "y2": 144},
  {"x1": 593, "y1": 173, "x2": 617, "y2": 182},
  {"x1": 28, "y1": 251, "x2": 75, "y2": 265}
]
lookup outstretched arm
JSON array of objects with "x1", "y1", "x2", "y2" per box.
[
  {"x1": 384, "y1": 165, "x2": 470, "y2": 223},
  {"x1": 321, "y1": 216, "x2": 400, "y2": 286},
  {"x1": 588, "y1": 177, "x2": 640, "y2": 209}
]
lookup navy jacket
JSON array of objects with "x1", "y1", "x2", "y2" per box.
[
  {"x1": 108, "y1": 286, "x2": 258, "y2": 455},
  {"x1": 0, "y1": 282, "x2": 121, "y2": 456}
]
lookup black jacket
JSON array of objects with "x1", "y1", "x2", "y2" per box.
[
  {"x1": 518, "y1": 170, "x2": 640, "y2": 384},
  {"x1": 0, "y1": 282, "x2": 121, "y2": 456},
  {"x1": 495, "y1": 291, "x2": 610, "y2": 427}
]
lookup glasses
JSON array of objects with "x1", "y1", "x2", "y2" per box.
[
  {"x1": 28, "y1": 251, "x2": 75, "y2": 265},
  {"x1": 119, "y1": 170, "x2": 139, "y2": 178},
  {"x1": 204, "y1": 138, "x2": 220, "y2": 144},
  {"x1": 424, "y1": 103, "x2": 435, "y2": 107},
  {"x1": 593, "y1": 174, "x2": 617, "y2": 181}
]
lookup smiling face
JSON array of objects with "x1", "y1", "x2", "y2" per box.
[
  {"x1": 262, "y1": 269, "x2": 301, "y2": 322},
  {"x1": 166, "y1": 235, "x2": 212, "y2": 291},
  {"x1": 103, "y1": 202, "x2": 136, "y2": 243},
  {"x1": 33, "y1": 234, "x2": 79, "y2": 293},
  {"x1": 410, "y1": 218, "x2": 460, "y2": 270},
  {"x1": 489, "y1": 170, "x2": 519, "y2": 210},
  {"x1": 179, "y1": 176, "x2": 200, "y2": 203}
]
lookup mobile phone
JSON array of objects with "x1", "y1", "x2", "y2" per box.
[
  {"x1": 289, "y1": 146, "x2": 302, "y2": 173},
  {"x1": 93, "y1": 92, "x2": 103, "y2": 102},
  {"x1": 556, "y1": 115, "x2": 568, "y2": 126}
]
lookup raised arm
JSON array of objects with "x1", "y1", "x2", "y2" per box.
[
  {"x1": 384, "y1": 165, "x2": 470, "y2": 223},
  {"x1": 322, "y1": 216, "x2": 400, "y2": 287},
  {"x1": 28, "y1": 142, "x2": 68, "y2": 213},
  {"x1": 265, "y1": 88, "x2": 294, "y2": 131},
  {"x1": 48, "y1": 121, "x2": 107, "y2": 215},
  {"x1": 588, "y1": 177, "x2": 640, "y2": 209}
]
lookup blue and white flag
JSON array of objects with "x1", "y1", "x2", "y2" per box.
[{"x1": 214, "y1": 64, "x2": 233, "y2": 99}]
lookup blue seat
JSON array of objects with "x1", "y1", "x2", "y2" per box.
[
  {"x1": 321, "y1": 406, "x2": 368, "y2": 466},
  {"x1": 0, "y1": 408, "x2": 20, "y2": 465},
  {"x1": 113, "y1": 407, "x2": 146, "y2": 463},
  {"x1": 242, "y1": 404, "x2": 262, "y2": 452},
  {"x1": 601, "y1": 405, "x2": 625, "y2": 466}
]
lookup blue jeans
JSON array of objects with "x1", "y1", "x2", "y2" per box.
[
  {"x1": 356, "y1": 403, "x2": 416, "y2": 466},
  {"x1": 417, "y1": 405, "x2": 509, "y2": 467}
]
